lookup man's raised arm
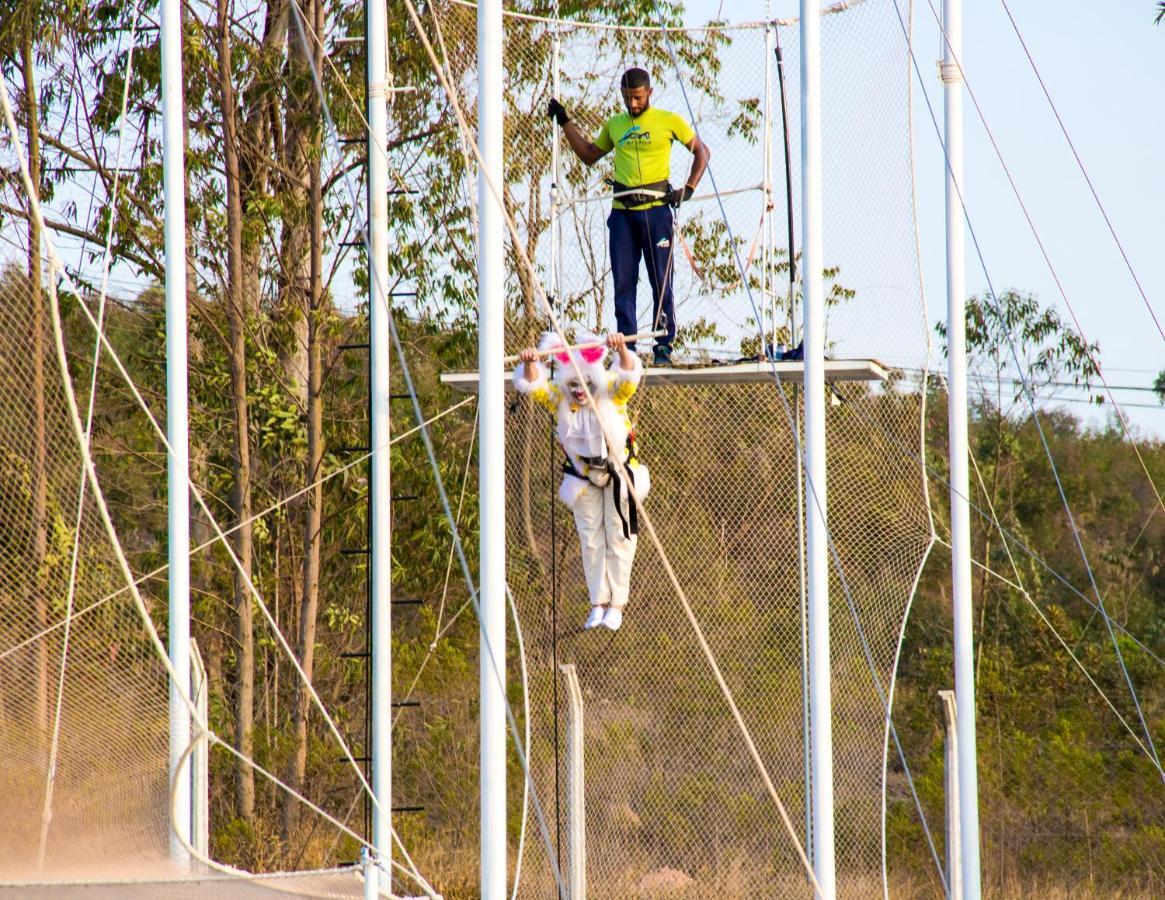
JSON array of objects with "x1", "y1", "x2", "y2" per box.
[{"x1": 548, "y1": 98, "x2": 607, "y2": 167}]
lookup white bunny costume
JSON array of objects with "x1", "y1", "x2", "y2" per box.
[{"x1": 512, "y1": 332, "x2": 649, "y2": 615}]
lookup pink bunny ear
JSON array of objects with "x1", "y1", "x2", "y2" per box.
[
  {"x1": 579, "y1": 345, "x2": 605, "y2": 363},
  {"x1": 554, "y1": 351, "x2": 571, "y2": 364}
]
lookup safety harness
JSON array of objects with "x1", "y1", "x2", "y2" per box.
[
  {"x1": 607, "y1": 178, "x2": 670, "y2": 210},
  {"x1": 561, "y1": 433, "x2": 641, "y2": 539}
]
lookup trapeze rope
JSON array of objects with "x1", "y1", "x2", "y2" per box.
[
  {"x1": 401, "y1": 1, "x2": 823, "y2": 889},
  {"x1": 289, "y1": 3, "x2": 572, "y2": 891}
]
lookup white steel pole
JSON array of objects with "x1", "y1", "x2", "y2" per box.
[
  {"x1": 160, "y1": 0, "x2": 191, "y2": 866},
  {"x1": 763, "y1": 24, "x2": 774, "y2": 354},
  {"x1": 938, "y1": 690, "x2": 963, "y2": 900},
  {"x1": 800, "y1": 1, "x2": 835, "y2": 896},
  {"x1": 367, "y1": 0, "x2": 393, "y2": 889},
  {"x1": 558, "y1": 664, "x2": 587, "y2": 899},
  {"x1": 941, "y1": 1, "x2": 981, "y2": 897},
  {"x1": 550, "y1": 33, "x2": 562, "y2": 318},
  {"x1": 478, "y1": 1, "x2": 507, "y2": 897}
]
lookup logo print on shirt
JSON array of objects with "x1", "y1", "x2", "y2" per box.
[{"x1": 618, "y1": 125, "x2": 652, "y2": 145}]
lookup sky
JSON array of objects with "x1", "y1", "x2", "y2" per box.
[{"x1": 681, "y1": 0, "x2": 1165, "y2": 435}]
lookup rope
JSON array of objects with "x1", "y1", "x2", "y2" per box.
[
  {"x1": 447, "y1": 0, "x2": 873, "y2": 31},
  {"x1": 38, "y1": 0, "x2": 147, "y2": 865},
  {"x1": 997, "y1": 0, "x2": 1165, "y2": 350},
  {"x1": 892, "y1": 0, "x2": 1165, "y2": 781},
  {"x1": 676, "y1": 208, "x2": 765, "y2": 293},
  {"x1": 647, "y1": 2, "x2": 950, "y2": 888},
  {"x1": 509, "y1": 577, "x2": 533, "y2": 900},
  {"x1": 402, "y1": 0, "x2": 822, "y2": 889},
  {"x1": 772, "y1": 21, "x2": 797, "y2": 346}
]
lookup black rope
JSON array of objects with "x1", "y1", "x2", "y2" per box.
[
  {"x1": 549, "y1": 417, "x2": 563, "y2": 894},
  {"x1": 773, "y1": 24, "x2": 797, "y2": 348}
]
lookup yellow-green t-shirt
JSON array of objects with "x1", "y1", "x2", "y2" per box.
[{"x1": 594, "y1": 107, "x2": 696, "y2": 209}]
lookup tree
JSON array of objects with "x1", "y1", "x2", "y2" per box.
[{"x1": 936, "y1": 289, "x2": 1100, "y2": 680}]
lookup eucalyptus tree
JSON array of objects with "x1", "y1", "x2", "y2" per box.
[{"x1": 937, "y1": 290, "x2": 1099, "y2": 679}]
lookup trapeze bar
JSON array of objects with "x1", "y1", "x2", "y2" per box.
[{"x1": 440, "y1": 358, "x2": 890, "y2": 393}]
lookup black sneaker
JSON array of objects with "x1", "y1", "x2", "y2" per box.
[{"x1": 652, "y1": 344, "x2": 673, "y2": 366}]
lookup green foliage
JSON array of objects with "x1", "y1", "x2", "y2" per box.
[
  {"x1": 14, "y1": 3, "x2": 1165, "y2": 892},
  {"x1": 936, "y1": 290, "x2": 1100, "y2": 410},
  {"x1": 892, "y1": 365, "x2": 1165, "y2": 892}
]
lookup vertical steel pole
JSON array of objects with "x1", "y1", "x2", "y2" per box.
[
  {"x1": 938, "y1": 690, "x2": 963, "y2": 900},
  {"x1": 550, "y1": 33, "x2": 562, "y2": 319},
  {"x1": 800, "y1": 1, "x2": 835, "y2": 896},
  {"x1": 559, "y1": 664, "x2": 587, "y2": 900},
  {"x1": 160, "y1": 0, "x2": 191, "y2": 865},
  {"x1": 763, "y1": 24, "x2": 774, "y2": 353},
  {"x1": 367, "y1": 0, "x2": 393, "y2": 889},
  {"x1": 941, "y1": 2, "x2": 981, "y2": 897},
  {"x1": 478, "y1": 1, "x2": 507, "y2": 897}
]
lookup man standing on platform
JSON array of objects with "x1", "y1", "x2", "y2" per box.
[{"x1": 548, "y1": 68, "x2": 710, "y2": 365}]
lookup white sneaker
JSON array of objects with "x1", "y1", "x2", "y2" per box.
[
  {"x1": 601, "y1": 607, "x2": 624, "y2": 631},
  {"x1": 583, "y1": 607, "x2": 605, "y2": 630}
]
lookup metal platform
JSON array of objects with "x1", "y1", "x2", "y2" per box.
[{"x1": 440, "y1": 358, "x2": 890, "y2": 393}]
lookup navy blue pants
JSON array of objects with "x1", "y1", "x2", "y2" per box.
[{"x1": 607, "y1": 205, "x2": 677, "y2": 350}]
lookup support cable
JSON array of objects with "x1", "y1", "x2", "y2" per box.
[
  {"x1": 997, "y1": 0, "x2": 1165, "y2": 349},
  {"x1": 395, "y1": 0, "x2": 822, "y2": 890},
  {"x1": 960, "y1": 440, "x2": 1162, "y2": 766},
  {"x1": 917, "y1": 0, "x2": 1165, "y2": 521},
  {"x1": 888, "y1": 0, "x2": 1164, "y2": 781},
  {"x1": 0, "y1": 395, "x2": 477, "y2": 667},
  {"x1": 38, "y1": 0, "x2": 147, "y2": 866},
  {"x1": 647, "y1": 4, "x2": 949, "y2": 889}
]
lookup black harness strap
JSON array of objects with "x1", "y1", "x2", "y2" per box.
[
  {"x1": 610, "y1": 463, "x2": 638, "y2": 540},
  {"x1": 561, "y1": 438, "x2": 641, "y2": 540},
  {"x1": 607, "y1": 177, "x2": 670, "y2": 209}
]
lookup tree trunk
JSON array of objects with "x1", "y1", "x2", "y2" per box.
[
  {"x1": 277, "y1": 0, "x2": 316, "y2": 407},
  {"x1": 22, "y1": 20, "x2": 49, "y2": 744},
  {"x1": 284, "y1": 0, "x2": 324, "y2": 841},
  {"x1": 216, "y1": 0, "x2": 256, "y2": 823}
]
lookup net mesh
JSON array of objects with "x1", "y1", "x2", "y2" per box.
[
  {"x1": 0, "y1": 49, "x2": 377, "y2": 900},
  {"x1": 0, "y1": 0, "x2": 934, "y2": 896},
  {"x1": 0, "y1": 264, "x2": 172, "y2": 878},
  {"x1": 426, "y1": 1, "x2": 934, "y2": 894}
]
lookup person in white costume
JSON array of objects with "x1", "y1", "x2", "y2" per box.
[{"x1": 514, "y1": 331, "x2": 650, "y2": 631}]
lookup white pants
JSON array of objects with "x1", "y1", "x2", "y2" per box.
[{"x1": 572, "y1": 480, "x2": 638, "y2": 610}]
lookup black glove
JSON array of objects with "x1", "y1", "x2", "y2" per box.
[
  {"x1": 667, "y1": 184, "x2": 695, "y2": 208},
  {"x1": 547, "y1": 98, "x2": 569, "y2": 127}
]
